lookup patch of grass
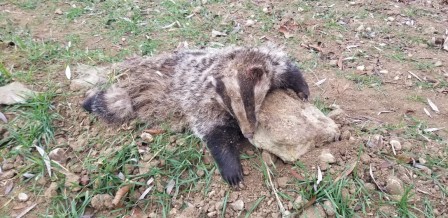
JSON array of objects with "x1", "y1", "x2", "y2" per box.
[
  {"x1": 313, "y1": 97, "x2": 332, "y2": 115},
  {"x1": 394, "y1": 186, "x2": 417, "y2": 218},
  {"x1": 406, "y1": 94, "x2": 425, "y2": 103},
  {"x1": 345, "y1": 73, "x2": 383, "y2": 90},
  {"x1": 0, "y1": 62, "x2": 13, "y2": 86},
  {"x1": 2, "y1": 91, "x2": 59, "y2": 149}
]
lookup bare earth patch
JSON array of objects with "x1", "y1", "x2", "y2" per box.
[{"x1": 1, "y1": 0, "x2": 447, "y2": 217}]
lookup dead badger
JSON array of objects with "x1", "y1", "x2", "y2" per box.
[{"x1": 82, "y1": 44, "x2": 310, "y2": 186}]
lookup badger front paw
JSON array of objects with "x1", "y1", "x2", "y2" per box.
[{"x1": 218, "y1": 157, "x2": 243, "y2": 186}]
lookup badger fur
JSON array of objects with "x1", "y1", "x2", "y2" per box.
[{"x1": 82, "y1": 44, "x2": 310, "y2": 186}]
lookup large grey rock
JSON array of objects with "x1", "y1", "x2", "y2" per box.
[
  {"x1": 0, "y1": 82, "x2": 35, "y2": 105},
  {"x1": 252, "y1": 90, "x2": 340, "y2": 162}
]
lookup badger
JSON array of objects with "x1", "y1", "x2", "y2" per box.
[{"x1": 82, "y1": 44, "x2": 310, "y2": 186}]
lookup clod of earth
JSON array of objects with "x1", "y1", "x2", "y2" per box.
[
  {"x1": 0, "y1": 82, "x2": 35, "y2": 105},
  {"x1": 252, "y1": 90, "x2": 340, "y2": 162}
]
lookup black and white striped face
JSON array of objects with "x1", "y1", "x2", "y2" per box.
[{"x1": 211, "y1": 50, "x2": 284, "y2": 139}]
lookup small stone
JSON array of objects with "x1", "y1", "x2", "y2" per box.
[
  {"x1": 418, "y1": 157, "x2": 426, "y2": 164},
  {"x1": 329, "y1": 60, "x2": 338, "y2": 66},
  {"x1": 207, "y1": 211, "x2": 217, "y2": 217},
  {"x1": 140, "y1": 132, "x2": 154, "y2": 143},
  {"x1": 243, "y1": 168, "x2": 250, "y2": 176},
  {"x1": 402, "y1": 141, "x2": 412, "y2": 150},
  {"x1": 45, "y1": 182, "x2": 59, "y2": 200},
  {"x1": 366, "y1": 65, "x2": 374, "y2": 71},
  {"x1": 91, "y1": 194, "x2": 114, "y2": 210},
  {"x1": 323, "y1": 200, "x2": 335, "y2": 216},
  {"x1": 293, "y1": 195, "x2": 306, "y2": 208},
  {"x1": 379, "y1": 70, "x2": 389, "y2": 74},
  {"x1": 390, "y1": 139, "x2": 402, "y2": 151},
  {"x1": 0, "y1": 170, "x2": 16, "y2": 180},
  {"x1": 356, "y1": 25, "x2": 364, "y2": 32},
  {"x1": 277, "y1": 177, "x2": 289, "y2": 188},
  {"x1": 364, "y1": 183, "x2": 376, "y2": 192},
  {"x1": 1, "y1": 163, "x2": 14, "y2": 171},
  {"x1": 386, "y1": 17, "x2": 395, "y2": 21},
  {"x1": 196, "y1": 169, "x2": 205, "y2": 177},
  {"x1": 319, "y1": 149, "x2": 336, "y2": 164},
  {"x1": 54, "y1": 8, "x2": 63, "y2": 15},
  {"x1": 18, "y1": 193, "x2": 29, "y2": 202},
  {"x1": 299, "y1": 204, "x2": 326, "y2": 218},
  {"x1": 341, "y1": 130, "x2": 351, "y2": 140},
  {"x1": 356, "y1": 65, "x2": 365, "y2": 71},
  {"x1": 230, "y1": 200, "x2": 244, "y2": 211},
  {"x1": 262, "y1": 7, "x2": 269, "y2": 13},
  {"x1": 386, "y1": 176, "x2": 404, "y2": 195},
  {"x1": 434, "y1": 61, "x2": 442, "y2": 67},
  {"x1": 246, "y1": 149, "x2": 255, "y2": 156},
  {"x1": 49, "y1": 148, "x2": 68, "y2": 164},
  {"x1": 245, "y1": 19, "x2": 255, "y2": 27},
  {"x1": 360, "y1": 153, "x2": 370, "y2": 163}
]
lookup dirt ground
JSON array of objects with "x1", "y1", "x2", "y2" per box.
[{"x1": 1, "y1": 0, "x2": 447, "y2": 217}]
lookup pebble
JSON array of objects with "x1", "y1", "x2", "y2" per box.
[
  {"x1": 356, "y1": 65, "x2": 365, "y2": 71},
  {"x1": 418, "y1": 157, "x2": 426, "y2": 164},
  {"x1": 277, "y1": 177, "x2": 289, "y2": 188},
  {"x1": 386, "y1": 176, "x2": 404, "y2": 195},
  {"x1": 364, "y1": 183, "x2": 376, "y2": 192},
  {"x1": 299, "y1": 204, "x2": 326, "y2": 218},
  {"x1": 49, "y1": 148, "x2": 68, "y2": 164},
  {"x1": 245, "y1": 19, "x2": 255, "y2": 27},
  {"x1": 402, "y1": 141, "x2": 413, "y2": 150},
  {"x1": 54, "y1": 8, "x2": 63, "y2": 15},
  {"x1": 379, "y1": 70, "x2": 389, "y2": 74},
  {"x1": 243, "y1": 168, "x2": 250, "y2": 176},
  {"x1": 341, "y1": 130, "x2": 351, "y2": 140},
  {"x1": 0, "y1": 170, "x2": 16, "y2": 180},
  {"x1": 196, "y1": 170, "x2": 205, "y2": 177},
  {"x1": 45, "y1": 182, "x2": 59, "y2": 199},
  {"x1": 434, "y1": 61, "x2": 443, "y2": 67},
  {"x1": 329, "y1": 60, "x2": 338, "y2": 66},
  {"x1": 356, "y1": 25, "x2": 364, "y2": 32},
  {"x1": 390, "y1": 139, "x2": 402, "y2": 151},
  {"x1": 386, "y1": 17, "x2": 395, "y2": 21},
  {"x1": 1, "y1": 163, "x2": 14, "y2": 171},
  {"x1": 319, "y1": 150, "x2": 336, "y2": 164},
  {"x1": 230, "y1": 199, "x2": 244, "y2": 211},
  {"x1": 18, "y1": 193, "x2": 29, "y2": 202},
  {"x1": 360, "y1": 153, "x2": 371, "y2": 163},
  {"x1": 323, "y1": 200, "x2": 336, "y2": 216},
  {"x1": 246, "y1": 149, "x2": 255, "y2": 156},
  {"x1": 293, "y1": 195, "x2": 306, "y2": 208},
  {"x1": 140, "y1": 132, "x2": 154, "y2": 143}
]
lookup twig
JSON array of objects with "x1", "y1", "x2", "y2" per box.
[
  {"x1": 16, "y1": 203, "x2": 37, "y2": 218},
  {"x1": 408, "y1": 71, "x2": 422, "y2": 82},
  {"x1": 263, "y1": 161, "x2": 286, "y2": 216}
]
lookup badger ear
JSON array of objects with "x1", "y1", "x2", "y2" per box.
[{"x1": 247, "y1": 65, "x2": 264, "y2": 80}]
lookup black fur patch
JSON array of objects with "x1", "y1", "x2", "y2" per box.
[
  {"x1": 237, "y1": 72, "x2": 258, "y2": 128},
  {"x1": 215, "y1": 78, "x2": 234, "y2": 116},
  {"x1": 203, "y1": 121, "x2": 245, "y2": 186},
  {"x1": 273, "y1": 62, "x2": 310, "y2": 100},
  {"x1": 82, "y1": 95, "x2": 95, "y2": 113}
]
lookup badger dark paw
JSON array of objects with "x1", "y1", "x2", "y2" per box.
[
  {"x1": 203, "y1": 124, "x2": 245, "y2": 186},
  {"x1": 216, "y1": 153, "x2": 243, "y2": 186}
]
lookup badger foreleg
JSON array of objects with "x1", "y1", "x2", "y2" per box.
[
  {"x1": 273, "y1": 62, "x2": 310, "y2": 100},
  {"x1": 201, "y1": 123, "x2": 245, "y2": 186}
]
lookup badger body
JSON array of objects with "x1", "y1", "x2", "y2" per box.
[{"x1": 83, "y1": 44, "x2": 310, "y2": 185}]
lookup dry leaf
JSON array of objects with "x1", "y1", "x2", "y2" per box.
[
  {"x1": 423, "y1": 108, "x2": 432, "y2": 118},
  {"x1": 144, "y1": 128, "x2": 166, "y2": 135},
  {"x1": 334, "y1": 161, "x2": 358, "y2": 183},
  {"x1": 289, "y1": 168, "x2": 304, "y2": 180},
  {"x1": 112, "y1": 185, "x2": 131, "y2": 206},
  {"x1": 278, "y1": 26, "x2": 293, "y2": 38},
  {"x1": 138, "y1": 186, "x2": 153, "y2": 200},
  {"x1": 35, "y1": 145, "x2": 52, "y2": 177},
  {"x1": 443, "y1": 36, "x2": 448, "y2": 51},
  {"x1": 65, "y1": 65, "x2": 71, "y2": 80},
  {"x1": 0, "y1": 82, "x2": 35, "y2": 105},
  {"x1": 313, "y1": 166, "x2": 322, "y2": 192},
  {"x1": 211, "y1": 30, "x2": 227, "y2": 37},
  {"x1": 166, "y1": 179, "x2": 175, "y2": 194},
  {"x1": 427, "y1": 98, "x2": 440, "y2": 113},
  {"x1": 0, "y1": 111, "x2": 7, "y2": 123},
  {"x1": 4, "y1": 181, "x2": 14, "y2": 195},
  {"x1": 16, "y1": 203, "x2": 37, "y2": 218},
  {"x1": 423, "y1": 127, "x2": 444, "y2": 132},
  {"x1": 315, "y1": 78, "x2": 327, "y2": 86}
]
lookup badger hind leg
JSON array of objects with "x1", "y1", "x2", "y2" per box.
[
  {"x1": 82, "y1": 86, "x2": 136, "y2": 123},
  {"x1": 201, "y1": 122, "x2": 245, "y2": 186}
]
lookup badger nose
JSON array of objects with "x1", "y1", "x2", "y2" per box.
[{"x1": 244, "y1": 132, "x2": 254, "y2": 140}]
